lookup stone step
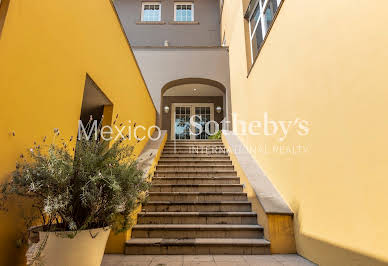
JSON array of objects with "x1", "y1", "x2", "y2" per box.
[
  {"x1": 137, "y1": 212, "x2": 258, "y2": 225},
  {"x1": 149, "y1": 192, "x2": 247, "y2": 202},
  {"x1": 164, "y1": 143, "x2": 226, "y2": 148},
  {"x1": 163, "y1": 148, "x2": 226, "y2": 152},
  {"x1": 152, "y1": 177, "x2": 241, "y2": 185},
  {"x1": 131, "y1": 224, "x2": 264, "y2": 239},
  {"x1": 150, "y1": 184, "x2": 244, "y2": 192},
  {"x1": 162, "y1": 150, "x2": 228, "y2": 155},
  {"x1": 125, "y1": 238, "x2": 271, "y2": 255},
  {"x1": 142, "y1": 201, "x2": 252, "y2": 212},
  {"x1": 166, "y1": 140, "x2": 223, "y2": 144},
  {"x1": 163, "y1": 146, "x2": 225, "y2": 150},
  {"x1": 156, "y1": 165, "x2": 234, "y2": 171},
  {"x1": 160, "y1": 156, "x2": 231, "y2": 161},
  {"x1": 154, "y1": 170, "x2": 237, "y2": 177},
  {"x1": 158, "y1": 160, "x2": 233, "y2": 165}
]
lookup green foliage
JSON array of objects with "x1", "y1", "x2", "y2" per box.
[
  {"x1": 0, "y1": 138, "x2": 150, "y2": 236},
  {"x1": 209, "y1": 130, "x2": 222, "y2": 140}
]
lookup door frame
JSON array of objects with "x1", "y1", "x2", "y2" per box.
[{"x1": 171, "y1": 103, "x2": 214, "y2": 140}]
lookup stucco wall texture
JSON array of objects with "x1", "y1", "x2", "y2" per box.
[
  {"x1": 133, "y1": 47, "x2": 231, "y2": 122},
  {"x1": 114, "y1": 0, "x2": 221, "y2": 46},
  {"x1": 0, "y1": 0, "x2": 155, "y2": 264},
  {"x1": 221, "y1": 0, "x2": 388, "y2": 265}
]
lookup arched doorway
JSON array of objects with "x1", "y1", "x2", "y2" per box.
[{"x1": 160, "y1": 78, "x2": 228, "y2": 140}]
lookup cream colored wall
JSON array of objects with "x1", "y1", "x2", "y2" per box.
[
  {"x1": 0, "y1": 0, "x2": 155, "y2": 264},
  {"x1": 221, "y1": 0, "x2": 388, "y2": 265}
]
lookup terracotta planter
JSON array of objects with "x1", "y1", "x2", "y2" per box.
[{"x1": 27, "y1": 226, "x2": 111, "y2": 266}]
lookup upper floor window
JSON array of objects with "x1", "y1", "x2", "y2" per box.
[
  {"x1": 174, "y1": 2, "x2": 194, "y2": 22},
  {"x1": 141, "y1": 2, "x2": 161, "y2": 22},
  {"x1": 0, "y1": 0, "x2": 10, "y2": 38},
  {"x1": 248, "y1": 0, "x2": 281, "y2": 63}
]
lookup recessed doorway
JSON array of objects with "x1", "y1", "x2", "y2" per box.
[{"x1": 171, "y1": 103, "x2": 214, "y2": 140}]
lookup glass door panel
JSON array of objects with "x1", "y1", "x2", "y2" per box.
[
  {"x1": 195, "y1": 106, "x2": 211, "y2": 139},
  {"x1": 171, "y1": 103, "x2": 214, "y2": 140},
  {"x1": 174, "y1": 106, "x2": 191, "y2": 140}
]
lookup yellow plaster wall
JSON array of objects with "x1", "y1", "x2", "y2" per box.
[
  {"x1": 222, "y1": 134, "x2": 296, "y2": 254},
  {"x1": 221, "y1": 0, "x2": 388, "y2": 265},
  {"x1": 0, "y1": 0, "x2": 155, "y2": 264}
]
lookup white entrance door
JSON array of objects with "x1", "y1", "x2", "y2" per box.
[{"x1": 171, "y1": 103, "x2": 214, "y2": 140}]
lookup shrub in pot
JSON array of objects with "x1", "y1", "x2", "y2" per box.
[{"x1": 1, "y1": 129, "x2": 150, "y2": 266}]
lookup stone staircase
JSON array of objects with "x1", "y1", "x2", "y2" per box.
[{"x1": 125, "y1": 140, "x2": 270, "y2": 255}]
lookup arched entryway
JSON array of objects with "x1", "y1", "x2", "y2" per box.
[{"x1": 160, "y1": 78, "x2": 229, "y2": 140}]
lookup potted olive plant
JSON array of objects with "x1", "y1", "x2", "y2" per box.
[{"x1": 1, "y1": 122, "x2": 150, "y2": 266}]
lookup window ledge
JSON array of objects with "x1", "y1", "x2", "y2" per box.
[
  {"x1": 168, "y1": 21, "x2": 199, "y2": 25},
  {"x1": 136, "y1": 21, "x2": 166, "y2": 25}
]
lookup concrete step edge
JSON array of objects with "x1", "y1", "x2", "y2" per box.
[
  {"x1": 155, "y1": 170, "x2": 237, "y2": 173},
  {"x1": 145, "y1": 201, "x2": 251, "y2": 205},
  {"x1": 149, "y1": 192, "x2": 246, "y2": 195},
  {"x1": 125, "y1": 238, "x2": 270, "y2": 247},
  {"x1": 152, "y1": 177, "x2": 240, "y2": 180},
  {"x1": 138, "y1": 212, "x2": 257, "y2": 217},
  {"x1": 150, "y1": 184, "x2": 243, "y2": 187},
  {"x1": 132, "y1": 224, "x2": 263, "y2": 230}
]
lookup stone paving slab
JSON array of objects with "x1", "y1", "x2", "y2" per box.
[{"x1": 102, "y1": 254, "x2": 316, "y2": 266}]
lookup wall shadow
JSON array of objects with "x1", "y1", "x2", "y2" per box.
[{"x1": 298, "y1": 233, "x2": 388, "y2": 266}]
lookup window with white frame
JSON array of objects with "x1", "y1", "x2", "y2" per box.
[
  {"x1": 248, "y1": 0, "x2": 281, "y2": 62},
  {"x1": 141, "y1": 2, "x2": 161, "y2": 22},
  {"x1": 174, "y1": 2, "x2": 194, "y2": 22}
]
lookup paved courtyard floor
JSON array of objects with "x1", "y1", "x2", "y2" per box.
[{"x1": 102, "y1": 254, "x2": 316, "y2": 266}]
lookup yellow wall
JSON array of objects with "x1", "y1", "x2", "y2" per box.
[
  {"x1": 0, "y1": 0, "x2": 155, "y2": 264},
  {"x1": 221, "y1": 0, "x2": 388, "y2": 265}
]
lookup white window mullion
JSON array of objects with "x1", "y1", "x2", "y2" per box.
[
  {"x1": 249, "y1": 20, "x2": 254, "y2": 63},
  {"x1": 259, "y1": 1, "x2": 267, "y2": 41},
  {"x1": 248, "y1": 0, "x2": 282, "y2": 63},
  {"x1": 174, "y1": 2, "x2": 194, "y2": 22},
  {"x1": 141, "y1": 2, "x2": 161, "y2": 22}
]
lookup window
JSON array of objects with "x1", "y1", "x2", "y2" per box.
[
  {"x1": 248, "y1": 0, "x2": 281, "y2": 63},
  {"x1": 141, "y1": 2, "x2": 161, "y2": 22},
  {"x1": 174, "y1": 2, "x2": 194, "y2": 22},
  {"x1": 0, "y1": 0, "x2": 10, "y2": 38}
]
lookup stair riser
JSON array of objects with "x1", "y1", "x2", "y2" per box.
[
  {"x1": 162, "y1": 152, "x2": 228, "y2": 156},
  {"x1": 143, "y1": 204, "x2": 252, "y2": 212},
  {"x1": 149, "y1": 194, "x2": 247, "y2": 202},
  {"x1": 163, "y1": 149, "x2": 227, "y2": 153},
  {"x1": 137, "y1": 216, "x2": 257, "y2": 225},
  {"x1": 163, "y1": 148, "x2": 226, "y2": 152},
  {"x1": 158, "y1": 161, "x2": 233, "y2": 166},
  {"x1": 125, "y1": 245, "x2": 271, "y2": 255},
  {"x1": 150, "y1": 186, "x2": 243, "y2": 193},
  {"x1": 160, "y1": 157, "x2": 230, "y2": 161},
  {"x1": 164, "y1": 145, "x2": 226, "y2": 148},
  {"x1": 161, "y1": 154, "x2": 229, "y2": 157},
  {"x1": 166, "y1": 141, "x2": 222, "y2": 144},
  {"x1": 152, "y1": 178, "x2": 241, "y2": 185},
  {"x1": 156, "y1": 166, "x2": 234, "y2": 171},
  {"x1": 154, "y1": 172, "x2": 237, "y2": 177},
  {"x1": 131, "y1": 229, "x2": 263, "y2": 239}
]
